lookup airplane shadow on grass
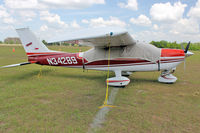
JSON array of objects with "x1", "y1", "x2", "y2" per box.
[
  {"x1": 1, "y1": 69, "x2": 52, "y2": 86},
  {"x1": 43, "y1": 69, "x2": 161, "y2": 86},
  {"x1": 47, "y1": 71, "x2": 106, "y2": 84},
  {"x1": 2, "y1": 68, "x2": 161, "y2": 87},
  {"x1": 131, "y1": 78, "x2": 159, "y2": 84},
  {"x1": 2, "y1": 68, "x2": 105, "y2": 85}
]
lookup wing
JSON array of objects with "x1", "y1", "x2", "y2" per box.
[{"x1": 50, "y1": 32, "x2": 136, "y2": 47}]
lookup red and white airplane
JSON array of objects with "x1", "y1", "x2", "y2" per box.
[{"x1": 1, "y1": 28, "x2": 193, "y2": 86}]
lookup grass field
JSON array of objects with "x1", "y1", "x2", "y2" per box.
[{"x1": 0, "y1": 46, "x2": 200, "y2": 133}]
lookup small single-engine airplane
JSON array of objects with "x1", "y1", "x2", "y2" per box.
[{"x1": 1, "y1": 28, "x2": 193, "y2": 86}]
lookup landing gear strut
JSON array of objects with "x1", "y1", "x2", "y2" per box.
[{"x1": 158, "y1": 68, "x2": 177, "y2": 83}]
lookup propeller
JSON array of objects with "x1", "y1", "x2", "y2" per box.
[
  {"x1": 181, "y1": 41, "x2": 190, "y2": 53},
  {"x1": 184, "y1": 41, "x2": 190, "y2": 53},
  {"x1": 181, "y1": 41, "x2": 191, "y2": 71}
]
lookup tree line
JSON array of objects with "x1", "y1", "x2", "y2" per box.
[
  {"x1": 150, "y1": 40, "x2": 200, "y2": 51},
  {"x1": 1, "y1": 38, "x2": 200, "y2": 50}
]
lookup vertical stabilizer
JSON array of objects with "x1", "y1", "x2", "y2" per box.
[{"x1": 16, "y1": 28, "x2": 51, "y2": 53}]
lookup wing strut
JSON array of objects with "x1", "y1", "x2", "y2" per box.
[
  {"x1": 99, "y1": 32, "x2": 116, "y2": 108},
  {"x1": 82, "y1": 57, "x2": 85, "y2": 72}
]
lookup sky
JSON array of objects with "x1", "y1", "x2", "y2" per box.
[{"x1": 0, "y1": 0, "x2": 200, "y2": 43}]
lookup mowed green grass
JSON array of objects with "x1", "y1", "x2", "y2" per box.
[{"x1": 0, "y1": 46, "x2": 200, "y2": 133}]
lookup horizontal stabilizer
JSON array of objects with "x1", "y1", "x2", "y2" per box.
[{"x1": 0, "y1": 62, "x2": 31, "y2": 68}]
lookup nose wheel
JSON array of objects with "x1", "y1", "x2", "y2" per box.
[{"x1": 158, "y1": 69, "x2": 177, "y2": 84}]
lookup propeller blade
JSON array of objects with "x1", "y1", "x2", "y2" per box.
[
  {"x1": 181, "y1": 44, "x2": 185, "y2": 50},
  {"x1": 184, "y1": 58, "x2": 186, "y2": 71},
  {"x1": 184, "y1": 41, "x2": 190, "y2": 53}
]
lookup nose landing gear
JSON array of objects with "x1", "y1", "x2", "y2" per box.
[{"x1": 158, "y1": 69, "x2": 177, "y2": 83}]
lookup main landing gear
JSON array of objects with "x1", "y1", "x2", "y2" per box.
[
  {"x1": 106, "y1": 69, "x2": 178, "y2": 86},
  {"x1": 158, "y1": 68, "x2": 177, "y2": 84},
  {"x1": 107, "y1": 70, "x2": 130, "y2": 87}
]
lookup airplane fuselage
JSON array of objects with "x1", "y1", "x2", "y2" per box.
[{"x1": 27, "y1": 48, "x2": 185, "y2": 72}]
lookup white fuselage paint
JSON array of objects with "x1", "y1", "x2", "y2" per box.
[
  {"x1": 63, "y1": 56, "x2": 184, "y2": 73},
  {"x1": 86, "y1": 61, "x2": 182, "y2": 72}
]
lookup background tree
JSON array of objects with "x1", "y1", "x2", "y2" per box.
[{"x1": 42, "y1": 40, "x2": 48, "y2": 45}]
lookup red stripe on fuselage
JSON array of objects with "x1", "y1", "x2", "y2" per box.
[
  {"x1": 86, "y1": 59, "x2": 149, "y2": 66},
  {"x1": 161, "y1": 49, "x2": 185, "y2": 57}
]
